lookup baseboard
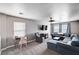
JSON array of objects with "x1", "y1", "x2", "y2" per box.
[{"x1": 1, "y1": 45, "x2": 15, "y2": 52}]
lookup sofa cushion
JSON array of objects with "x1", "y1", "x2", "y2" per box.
[
  {"x1": 67, "y1": 41, "x2": 72, "y2": 45},
  {"x1": 67, "y1": 36, "x2": 79, "y2": 46},
  {"x1": 57, "y1": 42, "x2": 79, "y2": 54},
  {"x1": 47, "y1": 40, "x2": 58, "y2": 44},
  {"x1": 70, "y1": 34, "x2": 74, "y2": 40},
  {"x1": 71, "y1": 41, "x2": 79, "y2": 47},
  {"x1": 63, "y1": 37, "x2": 71, "y2": 43},
  {"x1": 72, "y1": 36, "x2": 79, "y2": 41},
  {"x1": 71, "y1": 34, "x2": 79, "y2": 40}
]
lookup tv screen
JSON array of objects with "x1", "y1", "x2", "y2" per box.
[
  {"x1": 45, "y1": 25, "x2": 47, "y2": 30},
  {"x1": 39, "y1": 25, "x2": 47, "y2": 30},
  {"x1": 41, "y1": 25, "x2": 44, "y2": 30}
]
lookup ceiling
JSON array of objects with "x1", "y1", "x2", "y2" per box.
[{"x1": 0, "y1": 3, "x2": 79, "y2": 22}]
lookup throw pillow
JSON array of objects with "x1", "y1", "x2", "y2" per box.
[
  {"x1": 67, "y1": 41, "x2": 72, "y2": 45},
  {"x1": 70, "y1": 34, "x2": 74, "y2": 40},
  {"x1": 63, "y1": 37, "x2": 71, "y2": 43},
  {"x1": 72, "y1": 37, "x2": 79, "y2": 41}
]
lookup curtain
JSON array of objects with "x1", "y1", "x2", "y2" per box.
[
  {"x1": 50, "y1": 23, "x2": 54, "y2": 34},
  {"x1": 67, "y1": 23, "x2": 71, "y2": 37},
  {"x1": 67, "y1": 23, "x2": 71, "y2": 34},
  {"x1": 50, "y1": 22, "x2": 71, "y2": 35}
]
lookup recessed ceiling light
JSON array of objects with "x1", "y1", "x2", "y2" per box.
[{"x1": 19, "y1": 12, "x2": 23, "y2": 15}]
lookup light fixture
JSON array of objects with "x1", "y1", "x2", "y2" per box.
[
  {"x1": 19, "y1": 12, "x2": 23, "y2": 15},
  {"x1": 49, "y1": 17, "x2": 55, "y2": 22}
]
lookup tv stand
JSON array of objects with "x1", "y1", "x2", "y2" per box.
[
  {"x1": 35, "y1": 33, "x2": 48, "y2": 43},
  {"x1": 40, "y1": 33, "x2": 48, "y2": 39}
]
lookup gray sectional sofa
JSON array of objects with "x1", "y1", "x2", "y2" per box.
[{"x1": 47, "y1": 34, "x2": 79, "y2": 55}]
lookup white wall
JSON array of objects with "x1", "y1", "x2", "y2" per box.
[
  {"x1": 0, "y1": 14, "x2": 7, "y2": 48},
  {"x1": 71, "y1": 21, "x2": 79, "y2": 34},
  {"x1": 0, "y1": 13, "x2": 38, "y2": 49},
  {"x1": 0, "y1": 14, "x2": 1, "y2": 54}
]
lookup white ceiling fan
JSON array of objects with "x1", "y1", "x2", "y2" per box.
[{"x1": 49, "y1": 17, "x2": 55, "y2": 22}]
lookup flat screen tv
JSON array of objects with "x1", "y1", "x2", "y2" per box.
[
  {"x1": 41, "y1": 25, "x2": 44, "y2": 30},
  {"x1": 45, "y1": 25, "x2": 47, "y2": 30},
  {"x1": 39, "y1": 25, "x2": 47, "y2": 30}
]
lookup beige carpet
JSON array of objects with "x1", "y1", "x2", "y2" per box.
[{"x1": 1, "y1": 39, "x2": 60, "y2": 55}]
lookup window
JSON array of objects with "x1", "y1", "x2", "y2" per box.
[
  {"x1": 61, "y1": 23, "x2": 68, "y2": 33},
  {"x1": 14, "y1": 22, "x2": 25, "y2": 37},
  {"x1": 52, "y1": 23, "x2": 68, "y2": 33},
  {"x1": 53, "y1": 24, "x2": 59, "y2": 33}
]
